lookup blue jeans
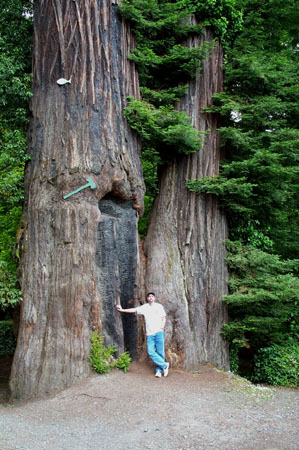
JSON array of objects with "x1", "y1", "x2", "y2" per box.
[{"x1": 147, "y1": 332, "x2": 167, "y2": 373}]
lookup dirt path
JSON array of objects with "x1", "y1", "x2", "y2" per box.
[{"x1": 0, "y1": 361, "x2": 298, "y2": 450}]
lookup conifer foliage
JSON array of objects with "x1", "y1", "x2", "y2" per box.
[
  {"x1": 0, "y1": 0, "x2": 32, "y2": 310},
  {"x1": 187, "y1": 0, "x2": 298, "y2": 383},
  {"x1": 188, "y1": 0, "x2": 298, "y2": 259}
]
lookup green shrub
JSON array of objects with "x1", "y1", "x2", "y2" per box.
[
  {"x1": 113, "y1": 351, "x2": 131, "y2": 373},
  {"x1": 0, "y1": 320, "x2": 16, "y2": 356},
  {"x1": 252, "y1": 343, "x2": 299, "y2": 387},
  {"x1": 89, "y1": 331, "x2": 131, "y2": 374},
  {"x1": 89, "y1": 332, "x2": 116, "y2": 374}
]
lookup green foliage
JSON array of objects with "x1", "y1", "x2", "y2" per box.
[
  {"x1": 221, "y1": 241, "x2": 299, "y2": 351},
  {"x1": 0, "y1": 204, "x2": 23, "y2": 310},
  {"x1": 113, "y1": 350, "x2": 132, "y2": 373},
  {"x1": 223, "y1": 240, "x2": 299, "y2": 381},
  {"x1": 140, "y1": 85, "x2": 189, "y2": 107},
  {"x1": 138, "y1": 147, "x2": 159, "y2": 238},
  {"x1": 189, "y1": 0, "x2": 299, "y2": 258},
  {"x1": 118, "y1": 0, "x2": 204, "y2": 45},
  {"x1": 124, "y1": 99, "x2": 204, "y2": 162},
  {"x1": 187, "y1": 175, "x2": 257, "y2": 214},
  {"x1": 229, "y1": 344, "x2": 239, "y2": 374},
  {"x1": 230, "y1": 220, "x2": 273, "y2": 252},
  {"x1": 128, "y1": 41, "x2": 214, "y2": 89},
  {"x1": 0, "y1": 320, "x2": 16, "y2": 356},
  {"x1": 0, "y1": 270, "x2": 22, "y2": 311},
  {"x1": 119, "y1": 0, "x2": 241, "y2": 163},
  {"x1": 210, "y1": 0, "x2": 299, "y2": 383},
  {"x1": 138, "y1": 195, "x2": 155, "y2": 239},
  {"x1": 252, "y1": 343, "x2": 299, "y2": 387},
  {"x1": 0, "y1": 0, "x2": 32, "y2": 312},
  {"x1": 0, "y1": 130, "x2": 29, "y2": 206},
  {"x1": 119, "y1": 0, "x2": 242, "y2": 46},
  {"x1": 119, "y1": 0, "x2": 210, "y2": 88},
  {"x1": 89, "y1": 332, "x2": 117, "y2": 374},
  {"x1": 89, "y1": 331, "x2": 131, "y2": 374},
  {"x1": 181, "y1": 0, "x2": 243, "y2": 43},
  {"x1": 0, "y1": 0, "x2": 32, "y2": 132}
]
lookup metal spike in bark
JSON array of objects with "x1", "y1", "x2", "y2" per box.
[{"x1": 63, "y1": 178, "x2": 96, "y2": 199}]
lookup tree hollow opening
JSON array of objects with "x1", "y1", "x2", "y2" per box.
[{"x1": 96, "y1": 194, "x2": 138, "y2": 360}]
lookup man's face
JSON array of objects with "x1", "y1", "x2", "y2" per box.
[{"x1": 147, "y1": 294, "x2": 155, "y2": 304}]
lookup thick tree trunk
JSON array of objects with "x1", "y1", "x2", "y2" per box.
[
  {"x1": 144, "y1": 29, "x2": 229, "y2": 370},
  {"x1": 10, "y1": 0, "x2": 144, "y2": 400}
]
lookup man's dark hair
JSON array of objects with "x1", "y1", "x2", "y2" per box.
[{"x1": 146, "y1": 292, "x2": 155, "y2": 298}]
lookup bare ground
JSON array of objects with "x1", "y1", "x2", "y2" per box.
[{"x1": 0, "y1": 361, "x2": 298, "y2": 450}]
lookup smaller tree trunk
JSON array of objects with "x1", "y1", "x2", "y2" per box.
[{"x1": 144, "y1": 28, "x2": 229, "y2": 370}]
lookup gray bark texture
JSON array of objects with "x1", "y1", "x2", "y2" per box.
[
  {"x1": 144, "y1": 28, "x2": 229, "y2": 370},
  {"x1": 10, "y1": 0, "x2": 144, "y2": 400}
]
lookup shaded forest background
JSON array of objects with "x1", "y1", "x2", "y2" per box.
[{"x1": 0, "y1": 0, "x2": 298, "y2": 386}]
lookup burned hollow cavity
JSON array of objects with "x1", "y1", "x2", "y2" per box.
[{"x1": 96, "y1": 194, "x2": 139, "y2": 360}]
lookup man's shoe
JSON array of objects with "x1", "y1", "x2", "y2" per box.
[
  {"x1": 163, "y1": 362, "x2": 170, "y2": 377},
  {"x1": 155, "y1": 371, "x2": 162, "y2": 378}
]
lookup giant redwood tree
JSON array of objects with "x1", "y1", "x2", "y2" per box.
[
  {"x1": 10, "y1": 0, "x2": 230, "y2": 400},
  {"x1": 10, "y1": 0, "x2": 145, "y2": 400}
]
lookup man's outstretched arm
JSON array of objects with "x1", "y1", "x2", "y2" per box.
[{"x1": 116, "y1": 304, "x2": 137, "y2": 313}]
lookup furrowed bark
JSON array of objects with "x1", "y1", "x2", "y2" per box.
[
  {"x1": 144, "y1": 28, "x2": 229, "y2": 370},
  {"x1": 10, "y1": 0, "x2": 144, "y2": 400}
]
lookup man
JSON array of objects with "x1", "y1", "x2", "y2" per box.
[{"x1": 116, "y1": 292, "x2": 169, "y2": 378}]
